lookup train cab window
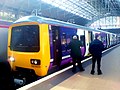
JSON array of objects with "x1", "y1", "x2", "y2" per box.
[{"x1": 10, "y1": 25, "x2": 40, "y2": 52}]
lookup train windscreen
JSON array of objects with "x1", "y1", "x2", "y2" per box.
[{"x1": 10, "y1": 25, "x2": 40, "y2": 52}]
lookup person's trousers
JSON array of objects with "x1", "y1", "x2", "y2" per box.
[
  {"x1": 91, "y1": 56, "x2": 101, "y2": 72},
  {"x1": 72, "y1": 57, "x2": 83, "y2": 71}
]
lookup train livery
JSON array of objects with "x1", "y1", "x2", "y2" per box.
[{"x1": 8, "y1": 16, "x2": 119, "y2": 77}]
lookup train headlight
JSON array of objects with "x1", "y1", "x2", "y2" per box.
[
  {"x1": 30, "y1": 59, "x2": 41, "y2": 65},
  {"x1": 8, "y1": 56, "x2": 15, "y2": 62}
]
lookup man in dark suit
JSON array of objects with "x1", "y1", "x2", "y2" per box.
[
  {"x1": 69, "y1": 35, "x2": 85, "y2": 73},
  {"x1": 89, "y1": 34, "x2": 104, "y2": 75}
]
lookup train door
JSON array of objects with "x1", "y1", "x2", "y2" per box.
[
  {"x1": 77, "y1": 29, "x2": 85, "y2": 57},
  {"x1": 107, "y1": 34, "x2": 110, "y2": 48},
  {"x1": 84, "y1": 31, "x2": 92, "y2": 56},
  {"x1": 51, "y1": 26, "x2": 62, "y2": 67},
  {"x1": 105, "y1": 34, "x2": 108, "y2": 48},
  {"x1": 80, "y1": 34, "x2": 85, "y2": 56}
]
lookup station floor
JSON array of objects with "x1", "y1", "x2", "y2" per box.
[
  {"x1": 18, "y1": 45, "x2": 120, "y2": 90},
  {"x1": 50, "y1": 46, "x2": 120, "y2": 90}
]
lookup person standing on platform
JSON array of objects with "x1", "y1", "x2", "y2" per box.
[
  {"x1": 68, "y1": 35, "x2": 85, "y2": 73},
  {"x1": 89, "y1": 34, "x2": 104, "y2": 75}
]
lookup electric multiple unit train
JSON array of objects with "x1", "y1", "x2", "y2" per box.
[{"x1": 7, "y1": 16, "x2": 119, "y2": 77}]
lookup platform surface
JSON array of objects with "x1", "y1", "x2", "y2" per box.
[
  {"x1": 18, "y1": 45, "x2": 120, "y2": 90},
  {"x1": 50, "y1": 46, "x2": 120, "y2": 90}
]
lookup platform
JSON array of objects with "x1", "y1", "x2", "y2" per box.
[{"x1": 17, "y1": 45, "x2": 120, "y2": 90}]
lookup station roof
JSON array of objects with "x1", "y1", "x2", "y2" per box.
[{"x1": 0, "y1": 0, "x2": 120, "y2": 34}]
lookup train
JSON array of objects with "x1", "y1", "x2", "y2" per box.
[
  {"x1": 0, "y1": 20, "x2": 12, "y2": 62},
  {"x1": 7, "y1": 16, "x2": 119, "y2": 78}
]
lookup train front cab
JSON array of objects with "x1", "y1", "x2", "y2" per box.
[{"x1": 8, "y1": 22, "x2": 50, "y2": 76}]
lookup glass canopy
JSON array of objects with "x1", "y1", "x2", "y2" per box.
[
  {"x1": 41, "y1": 0, "x2": 99, "y2": 20},
  {"x1": 90, "y1": 16, "x2": 120, "y2": 29}
]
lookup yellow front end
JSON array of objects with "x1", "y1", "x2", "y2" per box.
[{"x1": 8, "y1": 22, "x2": 50, "y2": 76}]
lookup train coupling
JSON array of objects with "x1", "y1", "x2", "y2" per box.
[{"x1": 14, "y1": 78, "x2": 26, "y2": 86}]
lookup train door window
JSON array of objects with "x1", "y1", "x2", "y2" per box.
[
  {"x1": 88, "y1": 31, "x2": 93, "y2": 43},
  {"x1": 61, "y1": 33, "x2": 66, "y2": 45},
  {"x1": 80, "y1": 35, "x2": 85, "y2": 46},
  {"x1": 61, "y1": 33, "x2": 67, "y2": 55},
  {"x1": 107, "y1": 34, "x2": 110, "y2": 47},
  {"x1": 100, "y1": 33, "x2": 107, "y2": 48}
]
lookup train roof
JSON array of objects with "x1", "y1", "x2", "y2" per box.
[
  {"x1": 0, "y1": 20, "x2": 13, "y2": 28},
  {"x1": 14, "y1": 16, "x2": 115, "y2": 35}
]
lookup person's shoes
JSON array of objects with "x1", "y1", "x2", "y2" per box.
[
  {"x1": 98, "y1": 70, "x2": 102, "y2": 75},
  {"x1": 90, "y1": 70, "x2": 95, "y2": 75},
  {"x1": 80, "y1": 68, "x2": 85, "y2": 72}
]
